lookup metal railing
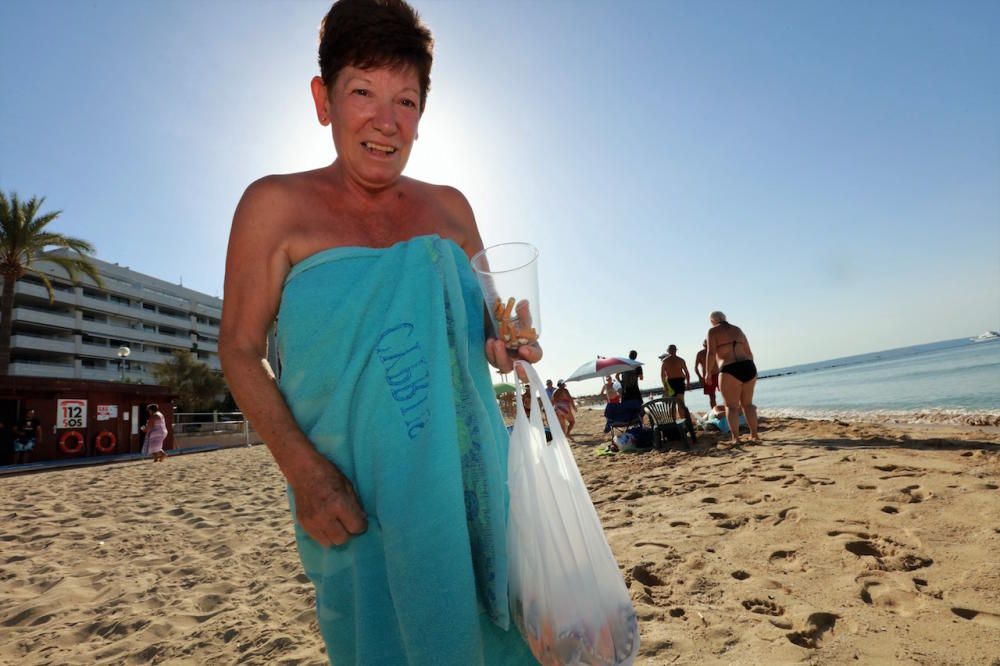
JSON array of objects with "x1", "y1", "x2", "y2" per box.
[{"x1": 172, "y1": 411, "x2": 259, "y2": 447}]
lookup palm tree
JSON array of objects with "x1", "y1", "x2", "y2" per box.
[{"x1": 0, "y1": 190, "x2": 102, "y2": 375}]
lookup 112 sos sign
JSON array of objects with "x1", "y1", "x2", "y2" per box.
[{"x1": 57, "y1": 399, "x2": 88, "y2": 429}]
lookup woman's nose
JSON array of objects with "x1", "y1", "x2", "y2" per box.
[{"x1": 372, "y1": 101, "x2": 397, "y2": 134}]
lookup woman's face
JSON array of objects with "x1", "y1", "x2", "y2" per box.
[{"x1": 313, "y1": 64, "x2": 422, "y2": 189}]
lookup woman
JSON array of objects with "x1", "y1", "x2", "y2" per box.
[
  {"x1": 551, "y1": 380, "x2": 577, "y2": 440},
  {"x1": 219, "y1": 1, "x2": 539, "y2": 663},
  {"x1": 705, "y1": 310, "x2": 759, "y2": 445},
  {"x1": 140, "y1": 404, "x2": 168, "y2": 462}
]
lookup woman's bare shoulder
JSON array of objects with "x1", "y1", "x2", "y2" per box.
[
  {"x1": 238, "y1": 170, "x2": 327, "y2": 222},
  {"x1": 409, "y1": 179, "x2": 481, "y2": 255}
]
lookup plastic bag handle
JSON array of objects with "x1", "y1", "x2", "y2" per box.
[{"x1": 513, "y1": 361, "x2": 570, "y2": 454}]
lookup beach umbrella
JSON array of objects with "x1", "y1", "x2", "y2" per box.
[
  {"x1": 493, "y1": 382, "x2": 517, "y2": 395},
  {"x1": 564, "y1": 357, "x2": 643, "y2": 382}
]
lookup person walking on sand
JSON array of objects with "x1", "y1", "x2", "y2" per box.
[
  {"x1": 695, "y1": 340, "x2": 718, "y2": 409},
  {"x1": 140, "y1": 404, "x2": 168, "y2": 462},
  {"x1": 659, "y1": 345, "x2": 691, "y2": 401},
  {"x1": 545, "y1": 378, "x2": 556, "y2": 400},
  {"x1": 617, "y1": 350, "x2": 643, "y2": 403},
  {"x1": 218, "y1": 1, "x2": 541, "y2": 662},
  {"x1": 599, "y1": 376, "x2": 620, "y2": 404},
  {"x1": 705, "y1": 311, "x2": 759, "y2": 446},
  {"x1": 660, "y1": 345, "x2": 697, "y2": 445},
  {"x1": 552, "y1": 380, "x2": 577, "y2": 441}
]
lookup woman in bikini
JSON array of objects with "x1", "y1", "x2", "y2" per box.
[
  {"x1": 551, "y1": 380, "x2": 577, "y2": 440},
  {"x1": 705, "y1": 311, "x2": 759, "y2": 445}
]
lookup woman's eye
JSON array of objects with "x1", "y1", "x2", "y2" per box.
[
  {"x1": 399, "y1": 98, "x2": 417, "y2": 108},
  {"x1": 352, "y1": 88, "x2": 369, "y2": 96}
]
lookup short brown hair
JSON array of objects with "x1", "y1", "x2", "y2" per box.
[{"x1": 318, "y1": 0, "x2": 433, "y2": 111}]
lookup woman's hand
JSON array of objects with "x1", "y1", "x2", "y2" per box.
[
  {"x1": 485, "y1": 298, "x2": 542, "y2": 377},
  {"x1": 486, "y1": 340, "x2": 543, "y2": 379},
  {"x1": 287, "y1": 455, "x2": 368, "y2": 547}
]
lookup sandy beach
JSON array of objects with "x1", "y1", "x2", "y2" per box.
[{"x1": 2, "y1": 410, "x2": 999, "y2": 665}]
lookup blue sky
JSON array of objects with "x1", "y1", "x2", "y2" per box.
[{"x1": 2, "y1": 0, "x2": 998, "y2": 394}]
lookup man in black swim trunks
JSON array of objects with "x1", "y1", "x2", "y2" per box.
[
  {"x1": 659, "y1": 345, "x2": 690, "y2": 400},
  {"x1": 660, "y1": 345, "x2": 697, "y2": 444}
]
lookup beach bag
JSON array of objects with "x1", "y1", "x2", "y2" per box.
[
  {"x1": 508, "y1": 361, "x2": 640, "y2": 665},
  {"x1": 626, "y1": 426, "x2": 654, "y2": 449}
]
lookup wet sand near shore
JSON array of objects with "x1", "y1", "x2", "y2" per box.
[{"x1": 1, "y1": 411, "x2": 998, "y2": 664}]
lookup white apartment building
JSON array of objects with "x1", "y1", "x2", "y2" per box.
[{"x1": 6, "y1": 249, "x2": 222, "y2": 383}]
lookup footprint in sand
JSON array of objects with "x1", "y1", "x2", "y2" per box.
[
  {"x1": 717, "y1": 517, "x2": 749, "y2": 530},
  {"x1": 786, "y1": 612, "x2": 839, "y2": 649},
  {"x1": 708, "y1": 512, "x2": 729, "y2": 520},
  {"x1": 731, "y1": 570, "x2": 751, "y2": 580},
  {"x1": 842, "y1": 537, "x2": 933, "y2": 572},
  {"x1": 768, "y1": 549, "x2": 799, "y2": 570},
  {"x1": 669, "y1": 521, "x2": 690, "y2": 528},
  {"x1": 630, "y1": 563, "x2": 666, "y2": 587},
  {"x1": 742, "y1": 599, "x2": 784, "y2": 616},
  {"x1": 773, "y1": 507, "x2": 799, "y2": 526},
  {"x1": 880, "y1": 505, "x2": 900, "y2": 514},
  {"x1": 859, "y1": 580, "x2": 921, "y2": 615},
  {"x1": 951, "y1": 607, "x2": 1000, "y2": 628}
]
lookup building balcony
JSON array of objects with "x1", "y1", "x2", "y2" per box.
[
  {"x1": 79, "y1": 367, "x2": 156, "y2": 383},
  {"x1": 194, "y1": 338, "x2": 218, "y2": 353},
  {"x1": 9, "y1": 361, "x2": 77, "y2": 379},
  {"x1": 12, "y1": 307, "x2": 76, "y2": 330},
  {"x1": 78, "y1": 343, "x2": 172, "y2": 366},
  {"x1": 79, "y1": 320, "x2": 192, "y2": 349},
  {"x1": 10, "y1": 334, "x2": 76, "y2": 355},
  {"x1": 13, "y1": 280, "x2": 76, "y2": 306},
  {"x1": 193, "y1": 319, "x2": 221, "y2": 336}
]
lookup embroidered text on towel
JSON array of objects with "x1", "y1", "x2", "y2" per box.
[{"x1": 376, "y1": 323, "x2": 431, "y2": 439}]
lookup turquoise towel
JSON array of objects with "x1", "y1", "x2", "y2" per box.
[{"x1": 277, "y1": 235, "x2": 536, "y2": 665}]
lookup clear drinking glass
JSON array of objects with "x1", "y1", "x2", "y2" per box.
[{"x1": 470, "y1": 242, "x2": 541, "y2": 350}]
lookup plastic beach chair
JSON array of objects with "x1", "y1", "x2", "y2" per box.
[{"x1": 642, "y1": 398, "x2": 693, "y2": 449}]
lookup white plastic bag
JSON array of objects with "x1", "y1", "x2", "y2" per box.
[{"x1": 507, "y1": 361, "x2": 639, "y2": 665}]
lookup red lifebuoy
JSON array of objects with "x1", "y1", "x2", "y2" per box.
[
  {"x1": 59, "y1": 430, "x2": 85, "y2": 455},
  {"x1": 94, "y1": 431, "x2": 117, "y2": 454}
]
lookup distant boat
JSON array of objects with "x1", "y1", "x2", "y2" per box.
[{"x1": 970, "y1": 330, "x2": 1000, "y2": 342}]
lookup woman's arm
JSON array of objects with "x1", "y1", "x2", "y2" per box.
[
  {"x1": 220, "y1": 178, "x2": 366, "y2": 547},
  {"x1": 740, "y1": 329, "x2": 754, "y2": 359},
  {"x1": 705, "y1": 330, "x2": 718, "y2": 375}
]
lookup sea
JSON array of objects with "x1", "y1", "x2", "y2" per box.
[{"x1": 675, "y1": 336, "x2": 1000, "y2": 426}]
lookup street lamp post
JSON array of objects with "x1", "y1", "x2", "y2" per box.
[{"x1": 117, "y1": 345, "x2": 131, "y2": 381}]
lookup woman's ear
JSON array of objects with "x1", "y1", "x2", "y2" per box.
[{"x1": 311, "y1": 75, "x2": 331, "y2": 126}]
